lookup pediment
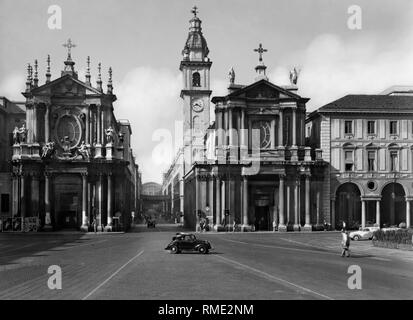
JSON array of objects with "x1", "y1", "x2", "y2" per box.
[
  {"x1": 228, "y1": 79, "x2": 301, "y2": 100},
  {"x1": 31, "y1": 75, "x2": 102, "y2": 97}
]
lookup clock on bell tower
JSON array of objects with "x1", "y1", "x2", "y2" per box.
[{"x1": 180, "y1": 6, "x2": 212, "y2": 172}]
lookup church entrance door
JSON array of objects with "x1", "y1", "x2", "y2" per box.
[
  {"x1": 254, "y1": 206, "x2": 270, "y2": 231},
  {"x1": 54, "y1": 174, "x2": 82, "y2": 230}
]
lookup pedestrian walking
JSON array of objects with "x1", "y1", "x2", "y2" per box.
[
  {"x1": 92, "y1": 206, "x2": 98, "y2": 233},
  {"x1": 341, "y1": 229, "x2": 351, "y2": 257}
]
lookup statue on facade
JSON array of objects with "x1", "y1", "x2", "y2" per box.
[
  {"x1": 18, "y1": 124, "x2": 27, "y2": 143},
  {"x1": 228, "y1": 67, "x2": 235, "y2": 85},
  {"x1": 105, "y1": 126, "x2": 115, "y2": 144},
  {"x1": 77, "y1": 141, "x2": 90, "y2": 160},
  {"x1": 289, "y1": 67, "x2": 300, "y2": 86},
  {"x1": 61, "y1": 136, "x2": 71, "y2": 153},
  {"x1": 41, "y1": 141, "x2": 55, "y2": 159},
  {"x1": 13, "y1": 126, "x2": 20, "y2": 144},
  {"x1": 118, "y1": 131, "x2": 124, "y2": 144}
]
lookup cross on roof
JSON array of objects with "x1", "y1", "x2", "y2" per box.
[
  {"x1": 254, "y1": 43, "x2": 267, "y2": 62},
  {"x1": 191, "y1": 5, "x2": 198, "y2": 17},
  {"x1": 63, "y1": 39, "x2": 76, "y2": 58}
]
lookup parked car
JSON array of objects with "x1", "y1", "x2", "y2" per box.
[
  {"x1": 165, "y1": 233, "x2": 212, "y2": 254},
  {"x1": 350, "y1": 227, "x2": 379, "y2": 241}
]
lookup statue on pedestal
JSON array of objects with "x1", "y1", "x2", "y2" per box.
[
  {"x1": 61, "y1": 136, "x2": 72, "y2": 154},
  {"x1": 13, "y1": 127, "x2": 20, "y2": 144},
  {"x1": 18, "y1": 124, "x2": 27, "y2": 143},
  {"x1": 77, "y1": 141, "x2": 90, "y2": 160},
  {"x1": 42, "y1": 141, "x2": 55, "y2": 159},
  {"x1": 105, "y1": 126, "x2": 114, "y2": 144}
]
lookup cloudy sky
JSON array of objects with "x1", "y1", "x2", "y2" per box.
[{"x1": 1, "y1": 0, "x2": 413, "y2": 183}]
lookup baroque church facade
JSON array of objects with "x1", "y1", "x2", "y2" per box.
[
  {"x1": 166, "y1": 9, "x2": 327, "y2": 232},
  {"x1": 10, "y1": 40, "x2": 138, "y2": 231}
]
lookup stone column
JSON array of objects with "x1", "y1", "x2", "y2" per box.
[
  {"x1": 240, "y1": 109, "x2": 247, "y2": 159},
  {"x1": 221, "y1": 179, "x2": 226, "y2": 225},
  {"x1": 95, "y1": 105, "x2": 103, "y2": 158},
  {"x1": 270, "y1": 119, "x2": 275, "y2": 149},
  {"x1": 242, "y1": 176, "x2": 249, "y2": 231},
  {"x1": 278, "y1": 175, "x2": 286, "y2": 231},
  {"x1": 361, "y1": 200, "x2": 366, "y2": 229},
  {"x1": 195, "y1": 173, "x2": 200, "y2": 232},
  {"x1": 81, "y1": 173, "x2": 89, "y2": 232},
  {"x1": 45, "y1": 104, "x2": 50, "y2": 142},
  {"x1": 316, "y1": 190, "x2": 320, "y2": 225},
  {"x1": 11, "y1": 174, "x2": 18, "y2": 217},
  {"x1": 31, "y1": 173, "x2": 40, "y2": 218},
  {"x1": 215, "y1": 176, "x2": 221, "y2": 229},
  {"x1": 85, "y1": 107, "x2": 90, "y2": 145},
  {"x1": 89, "y1": 108, "x2": 94, "y2": 145},
  {"x1": 44, "y1": 173, "x2": 52, "y2": 230},
  {"x1": 97, "y1": 174, "x2": 103, "y2": 231},
  {"x1": 331, "y1": 199, "x2": 336, "y2": 230},
  {"x1": 286, "y1": 184, "x2": 290, "y2": 225},
  {"x1": 208, "y1": 176, "x2": 214, "y2": 226},
  {"x1": 32, "y1": 104, "x2": 37, "y2": 143},
  {"x1": 292, "y1": 108, "x2": 297, "y2": 147},
  {"x1": 293, "y1": 179, "x2": 300, "y2": 231},
  {"x1": 105, "y1": 173, "x2": 113, "y2": 231},
  {"x1": 406, "y1": 198, "x2": 411, "y2": 228},
  {"x1": 278, "y1": 109, "x2": 284, "y2": 147},
  {"x1": 376, "y1": 200, "x2": 380, "y2": 227},
  {"x1": 291, "y1": 108, "x2": 298, "y2": 161},
  {"x1": 304, "y1": 175, "x2": 312, "y2": 231},
  {"x1": 20, "y1": 173, "x2": 26, "y2": 219}
]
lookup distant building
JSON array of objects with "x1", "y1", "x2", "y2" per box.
[
  {"x1": 0, "y1": 97, "x2": 25, "y2": 221},
  {"x1": 306, "y1": 87, "x2": 413, "y2": 229},
  {"x1": 8, "y1": 41, "x2": 139, "y2": 232},
  {"x1": 162, "y1": 148, "x2": 184, "y2": 222}
]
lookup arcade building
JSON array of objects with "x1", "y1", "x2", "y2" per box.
[{"x1": 10, "y1": 40, "x2": 138, "y2": 231}]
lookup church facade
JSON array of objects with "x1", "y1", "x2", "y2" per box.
[
  {"x1": 10, "y1": 41, "x2": 139, "y2": 232},
  {"x1": 171, "y1": 9, "x2": 327, "y2": 232}
]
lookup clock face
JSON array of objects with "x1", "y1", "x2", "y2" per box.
[
  {"x1": 56, "y1": 115, "x2": 82, "y2": 149},
  {"x1": 192, "y1": 99, "x2": 204, "y2": 112}
]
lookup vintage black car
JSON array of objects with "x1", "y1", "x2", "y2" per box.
[{"x1": 165, "y1": 233, "x2": 212, "y2": 254}]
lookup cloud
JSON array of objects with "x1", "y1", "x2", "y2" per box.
[
  {"x1": 115, "y1": 67, "x2": 182, "y2": 183},
  {"x1": 268, "y1": 30, "x2": 413, "y2": 111},
  {"x1": 0, "y1": 73, "x2": 25, "y2": 101}
]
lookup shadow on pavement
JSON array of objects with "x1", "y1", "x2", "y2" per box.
[{"x1": 0, "y1": 233, "x2": 88, "y2": 267}]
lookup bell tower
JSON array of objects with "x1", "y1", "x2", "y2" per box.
[{"x1": 180, "y1": 6, "x2": 212, "y2": 172}]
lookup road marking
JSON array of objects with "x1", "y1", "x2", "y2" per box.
[
  {"x1": 214, "y1": 255, "x2": 334, "y2": 300},
  {"x1": 82, "y1": 250, "x2": 144, "y2": 300}
]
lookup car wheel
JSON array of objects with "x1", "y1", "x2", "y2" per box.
[
  {"x1": 198, "y1": 246, "x2": 208, "y2": 254},
  {"x1": 170, "y1": 245, "x2": 179, "y2": 254},
  {"x1": 354, "y1": 235, "x2": 360, "y2": 241}
]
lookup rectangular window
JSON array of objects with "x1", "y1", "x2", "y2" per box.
[
  {"x1": 344, "y1": 150, "x2": 354, "y2": 171},
  {"x1": 344, "y1": 121, "x2": 353, "y2": 135},
  {"x1": 368, "y1": 151, "x2": 376, "y2": 171},
  {"x1": 390, "y1": 151, "x2": 398, "y2": 172},
  {"x1": 367, "y1": 121, "x2": 376, "y2": 135},
  {"x1": 390, "y1": 121, "x2": 398, "y2": 135},
  {"x1": 1, "y1": 194, "x2": 9, "y2": 212}
]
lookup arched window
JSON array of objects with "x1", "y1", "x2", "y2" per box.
[{"x1": 192, "y1": 72, "x2": 201, "y2": 87}]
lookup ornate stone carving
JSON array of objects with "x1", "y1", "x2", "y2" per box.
[{"x1": 41, "y1": 141, "x2": 55, "y2": 159}]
